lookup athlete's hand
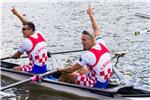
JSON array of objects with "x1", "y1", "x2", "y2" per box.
[
  {"x1": 57, "y1": 67, "x2": 64, "y2": 73},
  {"x1": 11, "y1": 7, "x2": 19, "y2": 16},
  {"x1": 87, "y1": 4, "x2": 94, "y2": 16},
  {"x1": 31, "y1": 75, "x2": 42, "y2": 83}
]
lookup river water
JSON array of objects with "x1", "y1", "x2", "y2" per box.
[{"x1": 1, "y1": 1, "x2": 150, "y2": 100}]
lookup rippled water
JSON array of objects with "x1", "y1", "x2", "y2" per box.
[{"x1": 1, "y1": 1, "x2": 150, "y2": 100}]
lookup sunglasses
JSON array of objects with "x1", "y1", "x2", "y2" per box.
[{"x1": 22, "y1": 28, "x2": 29, "y2": 31}]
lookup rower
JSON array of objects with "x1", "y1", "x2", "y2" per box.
[
  {"x1": 11, "y1": 7, "x2": 48, "y2": 74},
  {"x1": 57, "y1": 5, "x2": 112, "y2": 88}
]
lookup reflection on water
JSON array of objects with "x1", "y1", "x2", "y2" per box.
[{"x1": 1, "y1": 1, "x2": 150, "y2": 100}]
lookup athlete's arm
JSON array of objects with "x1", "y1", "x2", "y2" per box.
[
  {"x1": 12, "y1": 39, "x2": 31, "y2": 59},
  {"x1": 87, "y1": 4, "x2": 100, "y2": 38},
  {"x1": 11, "y1": 51, "x2": 23, "y2": 59},
  {"x1": 58, "y1": 63, "x2": 82, "y2": 73},
  {"x1": 11, "y1": 7, "x2": 28, "y2": 24}
]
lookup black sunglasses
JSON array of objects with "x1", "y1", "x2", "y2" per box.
[{"x1": 22, "y1": 28, "x2": 29, "y2": 31}]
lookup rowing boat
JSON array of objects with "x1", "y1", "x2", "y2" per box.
[{"x1": 1, "y1": 60, "x2": 150, "y2": 100}]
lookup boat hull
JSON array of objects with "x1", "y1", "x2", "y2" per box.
[{"x1": 1, "y1": 61, "x2": 150, "y2": 100}]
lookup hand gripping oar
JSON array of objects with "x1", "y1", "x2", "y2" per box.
[{"x1": 0, "y1": 69, "x2": 57, "y2": 91}]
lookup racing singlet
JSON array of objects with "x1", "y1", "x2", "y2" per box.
[
  {"x1": 88, "y1": 43, "x2": 112, "y2": 83},
  {"x1": 27, "y1": 32, "x2": 48, "y2": 74}
]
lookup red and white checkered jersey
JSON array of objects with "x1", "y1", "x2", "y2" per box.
[
  {"x1": 19, "y1": 31, "x2": 48, "y2": 66},
  {"x1": 78, "y1": 36, "x2": 112, "y2": 83}
]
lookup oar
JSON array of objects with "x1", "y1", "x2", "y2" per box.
[
  {"x1": 0, "y1": 57, "x2": 11, "y2": 60},
  {"x1": 112, "y1": 65, "x2": 127, "y2": 85},
  {"x1": 0, "y1": 56, "x2": 28, "y2": 60},
  {"x1": 112, "y1": 51, "x2": 128, "y2": 85},
  {"x1": 48, "y1": 49, "x2": 86, "y2": 56},
  {"x1": 0, "y1": 69, "x2": 57, "y2": 91},
  {"x1": 1, "y1": 49, "x2": 85, "y2": 60}
]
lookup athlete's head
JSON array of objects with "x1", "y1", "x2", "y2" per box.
[
  {"x1": 81, "y1": 31, "x2": 95, "y2": 50},
  {"x1": 22, "y1": 22, "x2": 35, "y2": 38}
]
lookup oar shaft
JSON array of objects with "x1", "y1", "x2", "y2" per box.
[
  {"x1": 1, "y1": 69, "x2": 57, "y2": 91},
  {"x1": 0, "y1": 56, "x2": 29, "y2": 60},
  {"x1": 1, "y1": 50, "x2": 85, "y2": 60},
  {"x1": 1, "y1": 77, "x2": 32, "y2": 91},
  {"x1": 112, "y1": 66, "x2": 125, "y2": 82},
  {"x1": 112, "y1": 55, "x2": 127, "y2": 84},
  {"x1": 42, "y1": 69, "x2": 57, "y2": 77},
  {"x1": 1, "y1": 57, "x2": 11, "y2": 60},
  {"x1": 49, "y1": 49, "x2": 85, "y2": 55}
]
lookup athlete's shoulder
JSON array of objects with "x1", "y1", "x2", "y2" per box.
[
  {"x1": 82, "y1": 50, "x2": 95, "y2": 60},
  {"x1": 35, "y1": 30, "x2": 44, "y2": 36},
  {"x1": 35, "y1": 30, "x2": 47, "y2": 40},
  {"x1": 95, "y1": 35, "x2": 104, "y2": 42},
  {"x1": 20, "y1": 38, "x2": 32, "y2": 52},
  {"x1": 78, "y1": 50, "x2": 95, "y2": 67},
  {"x1": 22, "y1": 38, "x2": 31, "y2": 44},
  {"x1": 95, "y1": 35, "x2": 107, "y2": 47}
]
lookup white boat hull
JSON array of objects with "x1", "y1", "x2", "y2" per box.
[{"x1": 2, "y1": 68, "x2": 149, "y2": 100}]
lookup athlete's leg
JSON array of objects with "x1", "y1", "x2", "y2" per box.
[
  {"x1": 58, "y1": 72, "x2": 78, "y2": 83},
  {"x1": 59, "y1": 67, "x2": 88, "y2": 83},
  {"x1": 58, "y1": 72, "x2": 69, "y2": 82},
  {"x1": 13, "y1": 65, "x2": 33, "y2": 72},
  {"x1": 13, "y1": 66, "x2": 20, "y2": 71},
  {"x1": 75, "y1": 73, "x2": 96, "y2": 87}
]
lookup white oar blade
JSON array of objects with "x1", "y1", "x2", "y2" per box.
[{"x1": 114, "y1": 51, "x2": 127, "y2": 56}]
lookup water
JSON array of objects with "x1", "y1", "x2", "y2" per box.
[{"x1": 1, "y1": 1, "x2": 150, "y2": 100}]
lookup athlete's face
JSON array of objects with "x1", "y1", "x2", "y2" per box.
[
  {"x1": 81, "y1": 34, "x2": 94, "y2": 50},
  {"x1": 22, "y1": 25, "x2": 32, "y2": 38}
]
